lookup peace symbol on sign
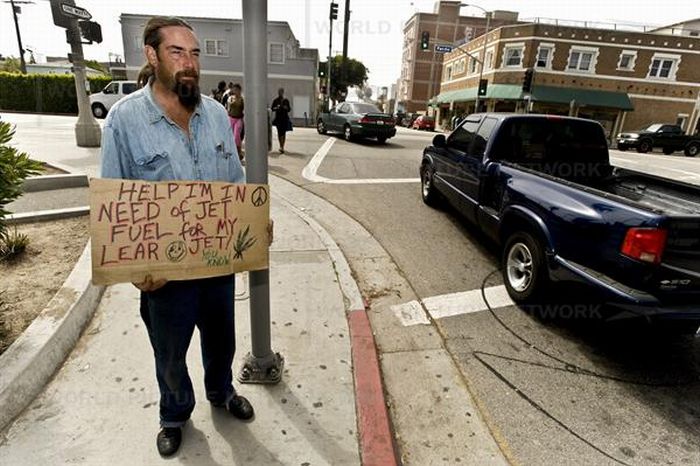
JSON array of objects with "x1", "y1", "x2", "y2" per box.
[{"x1": 251, "y1": 187, "x2": 268, "y2": 207}]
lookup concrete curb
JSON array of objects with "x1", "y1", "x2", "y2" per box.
[
  {"x1": 22, "y1": 174, "x2": 89, "y2": 192},
  {"x1": 0, "y1": 241, "x2": 105, "y2": 432},
  {"x1": 275, "y1": 187, "x2": 399, "y2": 466},
  {"x1": 6, "y1": 206, "x2": 90, "y2": 225}
]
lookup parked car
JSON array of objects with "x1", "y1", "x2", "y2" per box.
[
  {"x1": 412, "y1": 115, "x2": 435, "y2": 131},
  {"x1": 89, "y1": 80, "x2": 138, "y2": 119},
  {"x1": 616, "y1": 123, "x2": 700, "y2": 156},
  {"x1": 420, "y1": 113, "x2": 700, "y2": 333},
  {"x1": 401, "y1": 113, "x2": 419, "y2": 128},
  {"x1": 317, "y1": 102, "x2": 396, "y2": 143}
]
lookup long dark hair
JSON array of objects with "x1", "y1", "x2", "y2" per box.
[{"x1": 137, "y1": 16, "x2": 193, "y2": 88}]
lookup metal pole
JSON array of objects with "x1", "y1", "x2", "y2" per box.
[
  {"x1": 474, "y1": 10, "x2": 490, "y2": 112},
  {"x1": 341, "y1": 0, "x2": 350, "y2": 86},
  {"x1": 327, "y1": 10, "x2": 333, "y2": 111},
  {"x1": 9, "y1": 0, "x2": 26, "y2": 73},
  {"x1": 67, "y1": 18, "x2": 101, "y2": 147},
  {"x1": 239, "y1": 0, "x2": 283, "y2": 385}
]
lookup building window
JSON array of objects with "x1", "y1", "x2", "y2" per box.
[
  {"x1": 268, "y1": 43, "x2": 285, "y2": 64},
  {"x1": 469, "y1": 54, "x2": 478, "y2": 74},
  {"x1": 648, "y1": 53, "x2": 680, "y2": 80},
  {"x1": 446, "y1": 65, "x2": 453, "y2": 81},
  {"x1": 535, "y1": 44, "x2": 554, "y2": 69},
  {"x1": 567, "y1": 47, "x2": 598, "y2": 72},
  {"x1": 502, "y1": 44, "x2": 524, "y2": 67},
  {"x1": 617, "y1": 50, "x2": 637, "y2": 71},
  {"x1": 204, "y1": 39, "x2": 229, "y2": 57},
  {"x1": 485, "y1": 48, "x2": 494, "y2": 70}
]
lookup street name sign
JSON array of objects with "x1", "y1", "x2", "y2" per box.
[
  {"x1": 434, "y1": 44, "x2": 454, "y2": 53},
  {"x1": 61, "y1": 3, "x2": 92, "y2": 20}
]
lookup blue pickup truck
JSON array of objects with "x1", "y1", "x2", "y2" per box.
[{"x1": 421, "y1": 113, "x2": 700, "y2": 332}]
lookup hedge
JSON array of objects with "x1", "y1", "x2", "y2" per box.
[{"x1": 0, "y1": 72, "x2": 113, "y2": 114}]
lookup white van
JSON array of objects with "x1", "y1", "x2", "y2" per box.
[{"x1": 89, "y1": 81, "x2": 138, "y2": 118}]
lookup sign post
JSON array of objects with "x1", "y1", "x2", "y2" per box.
[{"x1": 50, "y1": 0, "x2": 101, "y2": 147}]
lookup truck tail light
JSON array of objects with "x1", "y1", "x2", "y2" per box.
[
  {"x1": 358, "y1": 116, "x2": 372, "y2": 123},
  {"x1": 621, "y1": 228, "x2": 667, "y2": 264}
]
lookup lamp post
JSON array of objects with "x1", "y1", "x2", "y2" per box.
[{"x1": 460, "y1": 3, "x2": 490, "y2": 112}]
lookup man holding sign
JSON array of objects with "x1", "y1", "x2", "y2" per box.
[{"x1": 100, "y1": 16, "x2": 255, "y2": 457}]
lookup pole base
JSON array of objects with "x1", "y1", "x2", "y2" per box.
[
  {"x1": 75, "y1": 122, "x2": 102, "y2": 147},
  {"x1": 237, "y1": 351, "x2": 284, "y2": 384}
]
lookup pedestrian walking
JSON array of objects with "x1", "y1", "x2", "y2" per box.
[
  {"x1": 226, "y1": 83, "x2": 245, "y2": 160},
  {"x1": 271, "y1": 87, "x2": 292, "y2": 154},
  {"x1": 99, "y1": 16, "x2": 255, "y2": 458}
]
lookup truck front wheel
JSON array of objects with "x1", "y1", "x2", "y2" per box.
[
  {"x1": 502, "y1": 232, "x2": 549, "y2": 303},
  {"x1": 685, "y1": 143, "x2": 699, "y2": 157},
  {"x1": 91, "y1": 103, "x2": 107, "y2": 119},
  {"x1": 317, "y1": 120, "x2": 327, "y2": 134}
]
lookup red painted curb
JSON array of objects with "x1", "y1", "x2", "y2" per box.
[{"x1": 348, "y1": 309, "x2": 399, "y2": 466}]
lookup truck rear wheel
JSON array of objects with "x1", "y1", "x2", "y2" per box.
[
  {"x1": 637, "y1": 140, "x2": 652, "y2": 153},
  {"x1": 685, "y1": 143, "x2": 699, "y2": 157},
  {"x1": 502, "y1": 232, "x2": 548, "y2": 303}
]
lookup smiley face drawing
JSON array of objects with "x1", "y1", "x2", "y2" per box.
[{"x1": 166, "y1": 241, "x2": 187, "y2": 263}]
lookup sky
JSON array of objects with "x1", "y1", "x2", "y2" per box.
[{"x1": 1, "y1": 0, "x2": 698, "y2": 88}]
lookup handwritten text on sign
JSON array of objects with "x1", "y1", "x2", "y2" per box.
[{"x1": 90, "y1": 178, "x2": 269, "y2": 285}]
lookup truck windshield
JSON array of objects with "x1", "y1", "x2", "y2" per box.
[{"x1": 491, "y1": 117, "x2": 611, "y2": 179}]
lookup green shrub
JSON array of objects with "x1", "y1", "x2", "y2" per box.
[
  {"x1": 0, "y1": 121, "x2": 43, "y2": 241},
  {"x1": 0, "y1": 228, "x2": 29, "y2": 261},
  {"x1": 0, "y1": 72, "x2": 112, "y2": 114}
]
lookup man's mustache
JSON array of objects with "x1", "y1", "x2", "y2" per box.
[{"x1": 175, "y1": 70, "x2": 199, "y2": 81}]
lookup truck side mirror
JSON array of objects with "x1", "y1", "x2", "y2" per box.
[{"x1": 432, "y1": 134, "x2": 447, "y2": 148}]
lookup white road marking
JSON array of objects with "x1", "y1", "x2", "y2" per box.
[
  {"x1": 301, "y1": 136, "x2": 420, "y2": 184},
  {"x1": 391, "y1": 285, "x2": 514, "y2": 326}
]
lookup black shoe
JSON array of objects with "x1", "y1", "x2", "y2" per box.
[
  {"x1": 157, "y1": 427, "x2": 182, "y2": 457},
  {"x1": 227, "y1": 395, "x2": 255, "y2": 420}
]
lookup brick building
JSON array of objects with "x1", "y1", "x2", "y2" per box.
[
  {"x1": 435, "y1": 20, "x2": 700, "y2": 138},
  {"x1": 397, "y1": 1, "x2": 520, "y2": 114}
]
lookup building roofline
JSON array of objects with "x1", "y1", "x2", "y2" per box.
[
  {"x1": 649, "y1": 18, "x2": 700, "y2": 32},
  {"x1": 119, "y1": 12, "x2": 291, "y2": 28}
]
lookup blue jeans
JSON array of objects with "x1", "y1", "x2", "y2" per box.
[{"x1": 140, "y1": 275, "x2": 236, "y2": 428}]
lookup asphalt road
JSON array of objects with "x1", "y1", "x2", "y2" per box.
[{"x1": 276, "y1": 125, "x2": 700, "y2": 465}]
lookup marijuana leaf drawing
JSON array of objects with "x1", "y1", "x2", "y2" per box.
[{"x1": 233, "y1": 225, "x2": 257, "y2": 260}]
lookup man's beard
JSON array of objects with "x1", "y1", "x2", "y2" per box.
[{"x1": 158, "y1": 67, "x2": 201, "y2": 110}]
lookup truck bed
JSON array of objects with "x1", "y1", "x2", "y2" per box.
[{"x1": 598, "y1": 168, "x2": 700, "y2": 216}]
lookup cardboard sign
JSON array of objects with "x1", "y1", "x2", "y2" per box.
[{"x1": 89, "y1": 178, "x2": 270, "y2": 285}]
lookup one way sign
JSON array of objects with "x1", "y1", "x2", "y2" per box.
[{"x1": 61, "y1": 3, "x2": 92, "y2": 20}]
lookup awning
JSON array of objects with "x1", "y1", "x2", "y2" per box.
[
  {"x1": 531, "y1": 85, "x2": 634, "y2": 111},
  {"x1": 434, "y1": 84, "x2": 522, "y2": 104},
  {"x1": 434, "y1": 84, "x2": 633, "y2": 111}
]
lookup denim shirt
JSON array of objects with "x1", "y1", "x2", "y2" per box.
[{"x1": 100, "y1": 83, "x2": 244, "y2": 184}]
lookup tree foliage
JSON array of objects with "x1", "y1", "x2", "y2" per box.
[
  {"x1": 0, "y1": 57, "x2": 22, "y2": 74},
  {"x1": 321, "y1": 55, "x2": 369, "y2": 103},
  {"x1": 0, "y1": 121, "x2": 43, "y2": 242}
]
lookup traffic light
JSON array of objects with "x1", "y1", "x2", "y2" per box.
[
  {"x1": 330, "y1": 2, "x2": 339, "y2": 20},
  {"x1": 522, "y1": 68, "x2": 534, "y2": 93},
  {"x1": 79, "y1": 20, "x2": 103, "y2": 44},
  {"x1": 319, "y1": 67, "x2": 326, "y2": 78},
  {"x1": 420, "y1": 31, "x2": 430, "y2": 51},
  {"x1": 478, "y1": 79, "x2": 488, "y2": 96}
]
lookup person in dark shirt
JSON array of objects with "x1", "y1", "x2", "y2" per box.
[{"x1": 270, "y1": 87, "x2": 291, "y2": 154}]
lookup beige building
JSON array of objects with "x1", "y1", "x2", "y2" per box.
[
  {"x1": 398, "y1": 1, "x2": 519, "y2": 114},
  {"x1": 435, "y1": 20, "x2": 700, "y2": 138}
]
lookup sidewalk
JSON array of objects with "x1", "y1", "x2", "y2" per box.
[
  {"x1": 0, "y1": 192, "x2": 364, "y2": 464},
  {"x1": 0, "y1": 113, "x2": 391, "y2": 464}
]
